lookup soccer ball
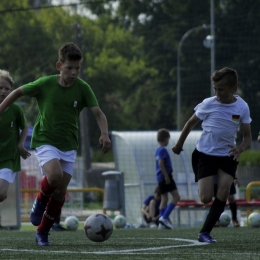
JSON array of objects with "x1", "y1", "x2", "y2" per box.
[
  {"x1": 219, "y1": 212, "x2": 231, "y2": 227},
  {"x1": 248, "y1": 212, "x2": 260, "y2": 228},
  {"x1": 114, "y1": 214, "x2": 127, "y2": 228},
  {"x1": 64, "y1": 215, "x2": 79, "y2": 231},
  {"x1": 84, "y1": 214, "x2": 113, "y2": 242}
]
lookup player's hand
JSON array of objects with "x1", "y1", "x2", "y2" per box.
[
  {"x1": 165, "y1": 176, "x2": 171, "y2": 185},
  {"x1": 18, "y1": 144, "x2": 31, "y2": 160},
  {"x1": 234, "y1": 178, "x2": 240, "y2": 187},
  {"x1": 172, "y1": 144, "x2": 183, "y2": 155},
  {"x1": 99, "y1": 133, "x2": 111, "y2": 154},
  {"x1": 228, "y1": 144, "x2": 243, "y2": 161}
]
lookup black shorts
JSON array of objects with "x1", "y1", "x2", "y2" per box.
[
  {"x1": 158, "y1": 175, "x2": 177, "y2": 194},
  {"x1": 213, "y1": 182, "x2": 236, "y2": 197},
  {"x1": 192, "y1": 148, "x2": 238, "y2": 182}
]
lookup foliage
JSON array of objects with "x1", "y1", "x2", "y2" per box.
[{"x1": 239, "y1": 150, "x2": 260, "y2": 166}]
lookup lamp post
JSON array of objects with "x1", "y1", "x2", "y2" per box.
[{"x1": 176, "y1": 24, "x2": 210, "y2": 130}]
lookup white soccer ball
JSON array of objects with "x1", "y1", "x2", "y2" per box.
[
  {"x1": 84, "y1": 214, "x2": 113, "y2": 242},
  {"x1": 248, "y1": 212, "x2": 260, "y2": 228},
  {"x1": 114, "y1": 214, "x2": 127, "y2": 228},
  {"x1": 219, "y1": 212, "x2": 231, "y2": 227},
  {"x1": 64, "y1": 215, "x2": 79, "y2": 231}
]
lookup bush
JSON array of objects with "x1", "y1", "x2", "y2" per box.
[{"x1": 239, "y1": 150, "x2": 260, "y2": 166}]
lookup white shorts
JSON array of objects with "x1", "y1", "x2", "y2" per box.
[
  {"x1": 34, "y1": 145, "x2": 77, "y2": 176},
  {"x1": 0, "y1": 168, "x2": 17, "y2": 184}
]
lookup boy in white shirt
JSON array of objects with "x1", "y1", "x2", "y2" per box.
[{"x1": 172, "y1": 67, "x2": 252, "y2": 243}]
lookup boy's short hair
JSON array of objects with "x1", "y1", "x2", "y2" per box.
[
  {"x1": 154, "y1": 185, "x2": 161, "y2": 196},
  {"x1": 58, "y1": 42, "x2": 83, "y2": 63},
  {"x1": 157, "y1": 128, "x2": 170, "y2": 142},
  {"x1": 210, "y1": 67, "x2": 238, "y2": 87},
  {"x1": 0, "y1": 69, "x2": 14, "y2": 87}
]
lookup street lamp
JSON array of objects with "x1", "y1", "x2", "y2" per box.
[{"x1": 176, "y1": 24, "x2": 210, "y2": 130}]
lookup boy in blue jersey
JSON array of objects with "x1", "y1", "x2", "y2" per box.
[
  {"x1": 155, "y1": 129, "x2": 180, "y2": 229},
  {"x1": 0, "y1": 43, "x2": 111, "y2": 246},
  {"x1": 0, "y1": 70, "x2": 31, "y2": 222},
  {"x1": 141, "y1": 186, "x2": 161, "y2": 228}
]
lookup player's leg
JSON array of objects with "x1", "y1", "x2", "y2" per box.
[
  {"x1": 148, "y1": 199, "x2": 157, "y2": 228},
  {"x1": 196, "y1": 151, "x2": 217, "y2": 243},
  {"x1": 0, "y1": 169, "x2": 16, "y2": 202},
  {"x1": 37, "y1": 171, "x2": 71, "y2": 235},
  {"x1": 228, "y1": 183, "x2": 240, "y2": 227},
  {"x1": 0, "y1": 178, "x2": 10, "y2": 203},
  {"x1": 34, "y1": 147, "x2": 76, "y2": 246},
  {"x1": 161, "y1": 177, "x2": 180, "y2": 220},
  {"x1": 213, "y1": 183, "x2": 220, "y2": 227},
  {"x1": 0, "y1": 169, "x2": 16, "y2": 227},
  {"x1": 30, "y1": 158, "x2": 63, "y2": 227},
  {"x1": 199, "y1": 170, "x2": 233, "y2": 243}
]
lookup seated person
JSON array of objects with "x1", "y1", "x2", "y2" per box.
[{"x1": 141, "y1": 186, "x2": 161, "y2": 227}]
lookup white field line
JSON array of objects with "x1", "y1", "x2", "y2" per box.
[{"x1": 0, "y1": 238, "x2": 207, "y2": 255}]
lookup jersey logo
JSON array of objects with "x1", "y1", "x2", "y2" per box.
[{"x1": 232, "y1": 115, "x2": 240, "y2": 121}]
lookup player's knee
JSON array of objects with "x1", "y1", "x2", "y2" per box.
[
  {"x1": 0, "y1": 192, "x2": 7, "y2": 202},
  {"x1": 149, "y1": 199, "x2": 156, "y2": 206},
  {"x1": 48, "y1": 174, "x2": 63, "y2": 187},
  {"x1": 200, "y1": 194, "x2": 212, "y2": 204}
]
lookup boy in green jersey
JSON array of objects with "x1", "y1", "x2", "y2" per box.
[
  {"x1": 0, "y1": 70, "x2": 31, "y2": 223},
  {"x1": 0, "y1": 43, "x2": 111, "y2": 245}
]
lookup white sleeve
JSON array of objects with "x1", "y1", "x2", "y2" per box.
[{"x1": 241, "y1": 103, "x2": 252, "y2": 124}]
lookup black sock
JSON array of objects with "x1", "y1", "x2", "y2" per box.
[
  {"x1": 200, "y1": 197, "x2": 226, "y2": 233},
  {"x1": 229, "y1": 202, "x2": 237, "y2": 220}
]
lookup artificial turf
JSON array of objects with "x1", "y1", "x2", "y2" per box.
[{"x1": 0, "y1": 226, "x2": 259, "y2": 260}]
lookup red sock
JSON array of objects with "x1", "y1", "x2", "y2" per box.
[
  {"x1": 37, "y1": 197, "x2": 65, "y2": 232},
  {"x1": 37, "y1": 176, "x2": 57, "y2": 203}
]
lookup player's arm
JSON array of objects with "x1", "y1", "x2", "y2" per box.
[
  {"x1": 159, "y1": 159, "x2": 171, "y2": 184},
  {"x1": 172, "y1": 113, "x2": 201, "y2": 154},
  {"x1": 141, "y1": 204, "x2": 150, "y2": 218},
  {"x1": 0, "y1": 87, "x2": 25, "y2": 116},
  {"x1": 90, "y1": 106, "x2": 111, "y2": 154},
  {"x1": 228, "y1": 123, "x2": 252, "y2": 160},
  {"x1": 18, "y1": 125, "x2": 31, "y2": 160}
]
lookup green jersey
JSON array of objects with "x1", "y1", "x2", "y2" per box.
[
  {"x1": 0, "y1": 103, "x2": 26, "y2": 171},
  {"x1": 22, "y1": 75, "x2": 99, "y2": 151}
]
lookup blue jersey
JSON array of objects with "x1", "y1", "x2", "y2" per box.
[
  {"x1": 143, "y1": 195, "x2": 161, "y2": 211},
  {"x1": 155, "y1": 146, "x2": 173, "y2": 183}
]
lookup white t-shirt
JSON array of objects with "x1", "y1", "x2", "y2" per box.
[{"x1": 194, "y1": 95, "x2": 251, "y2": 156}]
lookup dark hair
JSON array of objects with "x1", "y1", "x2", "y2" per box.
[
  {"x1": 154, "y1": 186, "x2": 161, "y2": 196},
  {"x1": 58, "y1": 42, "x2": 83, "y2": 63},
  {"x1": 210, "y1": 67, "x2": 238, "y2": 87},
  {"x1": 157, "y1": 128, "x2": 170, "y2": 142}
]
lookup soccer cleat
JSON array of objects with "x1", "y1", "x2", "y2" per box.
[
  {"x1": 232, "y1": 219, "x2": 240, "y2": 227},
  {"x1": 36, "y1": 231, "x2": 51, "y2": 246},
  {"x1": 159, "y1": 217, "x2": 173, "y2": 229},
  {"x1": 51, "y1": 223, "x2": 67, "y2": 231},
  {"x1": 149, "y1": 222, "x2": 157, "y2": 228},
  {"x1": 158, "y1": 223, "x2": 166, "y2": 230},
  {"x1": 198, "y1": 232, "x2": 217, "y2": 243},
  {"x1": 30, "y1": 198, "x2": 47, "y2": 226}
]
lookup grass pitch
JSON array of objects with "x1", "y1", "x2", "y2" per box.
[{"x1": 0, "y1": 225, "x2": 259, "y2": 260}]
